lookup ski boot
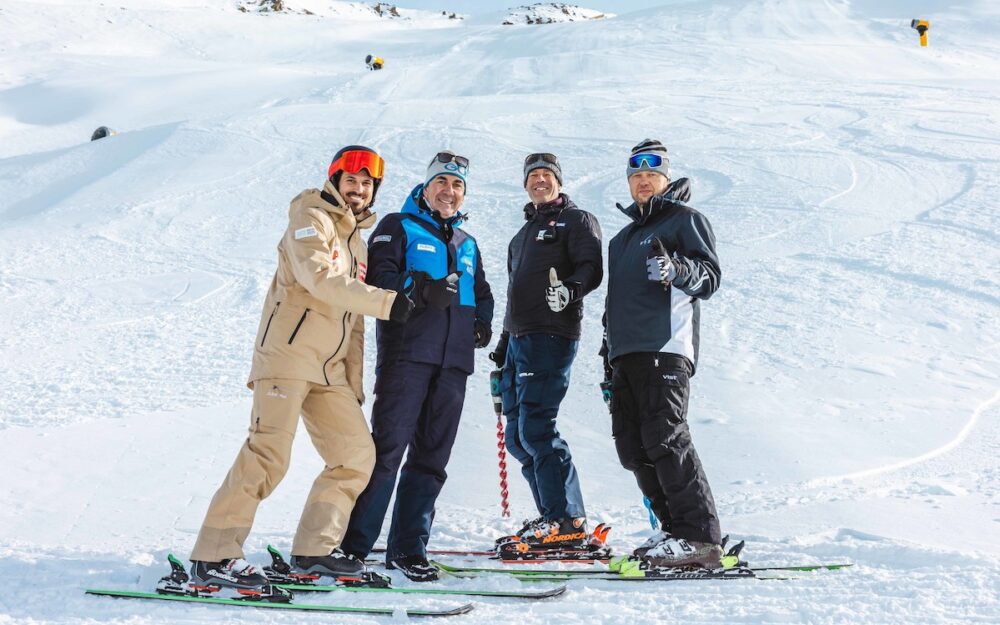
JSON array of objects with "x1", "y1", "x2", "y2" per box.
[
  {"x1": 493, "y1": 515, "x2": 543, "y2": 551},
  {"x1": 619, "y1": 536, "x2": 754, "y2": 580},
  {"x1": 497, "y1": 519, "x2": 612, "y2": 561},
  {"x1": 156, "y1": 554, "x2": 290, "y2": 602},
  {"x1": 263, "y1": 545, "x2": 390, "y2": 588},
  {"x1": 610, "y1": 534, "x2": 746, "y2": 574},
  {"x1": 642, "y1": 536, "x2": 724, "y2": 569},
  {"x1": 632, "y1": 528, "x2": 672, "y2": 559},
  {"x1": 387, "y1": 554, "x2": 439, "y2": 582}
]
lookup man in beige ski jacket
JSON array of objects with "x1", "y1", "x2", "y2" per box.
[{"x1": 187, "y1": 146, "x2": 414, "y2": 597}]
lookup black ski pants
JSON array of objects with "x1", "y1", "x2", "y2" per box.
[{"x1": 610, "y1": 352, "x2": 721, "y2": 545}]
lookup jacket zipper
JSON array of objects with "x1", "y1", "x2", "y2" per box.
[
  {"x1": 288, "y1": 308, "x2": 309, "y2": 344},
  {"x1": 322, "y1": 222, "x2": 360, "y2": 385},
  {"x1": 260, "y1": 302, "x2": 280, "y2": 346}
]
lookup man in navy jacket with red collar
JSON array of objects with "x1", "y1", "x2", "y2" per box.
[{"x1": 341, "y1": 151, "x2": 493, "y2": 582}]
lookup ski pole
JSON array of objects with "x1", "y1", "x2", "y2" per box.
[
  {"x1": 643, "y1": 497, "x2": 658, "y2": 530},
  {"x1": 490, "y1": 368, "x2": 511, "y2": 518}
]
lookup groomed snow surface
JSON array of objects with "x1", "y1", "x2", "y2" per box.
[{"x1": 1, "y1": 0, "x2": 998, "y2": 623}]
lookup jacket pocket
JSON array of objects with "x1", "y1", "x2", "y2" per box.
[
  {"x1": 288, "y1": 308, "x2": 309, "y2": 344},
  {"x1": 260, "y1": 302, "x2": 280, "y2": 347}
]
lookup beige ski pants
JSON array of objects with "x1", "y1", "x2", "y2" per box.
[{"x1": 190, "y1": 378, "x2": 375, "y2": 561}]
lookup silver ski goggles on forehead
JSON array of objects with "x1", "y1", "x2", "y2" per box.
[{"x1": 524, "y1": 152, "x2": 559, "y2": 167}]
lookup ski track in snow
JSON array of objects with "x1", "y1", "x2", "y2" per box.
[{"x1": 1, "y1": 0, "x2": 999, "y2": 623}]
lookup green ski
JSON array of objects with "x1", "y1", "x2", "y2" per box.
[
  {"x1": 263, "y1": 545, "x2": 565, "y2": 599},
  {"x1": 85, "y1": 588, "x2": 474, "y2": 617},
  {"x1": 281, "y1": 581, "x2": 566, "y2": 599},
  {"x1": 433, "y1": 559, "x2": 852, "y2": 579}
]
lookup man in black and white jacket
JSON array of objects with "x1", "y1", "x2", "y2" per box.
[{"x1": 603, "y1": 139, "x2": 723, "y2": 569}]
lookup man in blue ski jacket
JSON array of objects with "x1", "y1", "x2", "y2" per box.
[
  {"x1": 340, "y1": 151, "x2": 494, "y2": 581},
  {"x1": 603, "y1": 139, "x2": 723, "y2": 569}
]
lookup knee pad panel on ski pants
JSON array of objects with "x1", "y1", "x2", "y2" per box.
[
  {"x1": 517, "y1": 372, "x2": 561, "y2": 449},
  {"x1": 246, "y1": 379, "x2": 311, "y2": 496},
  {"x1": 641, "y1": 368, "x2": 690, "y2": 464},
  {"x1": 300, "y1": 384, "x2": 376, "y2": 484}
]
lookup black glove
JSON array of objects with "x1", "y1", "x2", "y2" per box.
[
  {"x1": 599, "y1": 336, "x2": 613, "y2": 380},
  {"x1": 402, "y1": 271, "x2": 459, "y2": 309},
  {"x1": 489, "y1": 330, "x2": 510, "y2": 366},
  {"x1": 600, "y1": 379, "x2": 613, "y2": 413},
  {"x1": 474, "y1": 319, "x2": 492, "y2": 349},
  {"x1": 424, "y1": 272, "x2": 460, "y2": 309},
  {"x1": 389, "y1": 290, "x2": 414, "y2": 323},
  {"x1": 599, "y1": 340, "x2": 613, "y2": 413}
]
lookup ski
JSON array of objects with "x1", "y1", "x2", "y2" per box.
[
  {"x1": 263, "y1": 545, "x2": 565, "y2": 600},
  {"x1": 372, "y1": 547, "x2": 495, "y2": 557},
  {"x1": 282, "y1": 581, "x2": 566, "y2": 599},
  {"x1": 372, "y1": 524, "x2": 618, "y2": 562},
  {"x1": 751, "y1": 563, "x2": 854, "y2": 572},
  {"x1": 432, "y1": 559, "x2": 852, "y2": 578},
  {"x1": 85, "y1": 589, "x2": 474, "y2": 617}
]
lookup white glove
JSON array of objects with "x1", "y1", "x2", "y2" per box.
[
  {"x1": 646, "y1": 255, "x2": 676, "y2": 283},
  {"x1": 646, "y1": 238, "x2": 676, "y2": 284},
  {"x1": 546, "y1": 267, "x2": 571, "y2": 312}
]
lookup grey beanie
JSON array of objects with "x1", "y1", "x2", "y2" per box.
[
  {"x1": 523, "y1": 153, "x2": 563, "y2": 186},
  {"x1": 627, "y1": 138, "x2": 671, "y2": 180},
  {"x1": 425, "y1": 150, "x2": 468, "y2": 188}
]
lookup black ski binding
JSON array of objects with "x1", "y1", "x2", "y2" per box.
[
  {"x1": 154, "y1": 554, "x2": 191, "y2": 596},
  {"x1": 264, "y1": 544, "x2": 391, "y2": 588}
]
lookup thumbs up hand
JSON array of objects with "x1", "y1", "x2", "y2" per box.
[
  {"x1": 646, "y1": 237, "x2": 676, "y2": 285},
  {"x1": 546, "y1": 267, "x2": 571, "y2": 312},
  {"x1": 422, "y1": 271, "x2": 461, "y2": 309}
]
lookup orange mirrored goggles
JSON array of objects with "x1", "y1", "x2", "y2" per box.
[{"x1": 328, "y1": 150, "x2": 385, "y2": 180}]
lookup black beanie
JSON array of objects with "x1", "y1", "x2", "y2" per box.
[{"x1": 523, "y1": 153, "x2": 563, "y2": 186}]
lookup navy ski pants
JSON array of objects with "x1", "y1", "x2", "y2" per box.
[
  {"x1": 340, "y1": 360, "x2": 468, "y2": 562},
  {"x1": 501, "y1": 333, "x2": 586, "y2": 520}
]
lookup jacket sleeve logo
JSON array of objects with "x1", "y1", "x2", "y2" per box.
[{"x1": 294, "y1": 226, "x2": 318, "y2": 240}]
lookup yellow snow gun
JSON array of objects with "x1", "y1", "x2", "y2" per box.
[{"x1": 911, "y1": 19, "x2": 930, "y2": 47}]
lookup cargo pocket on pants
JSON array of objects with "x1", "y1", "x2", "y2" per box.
[{"x1": 648, "y1": 368, "x2": 689, "y2": 426}]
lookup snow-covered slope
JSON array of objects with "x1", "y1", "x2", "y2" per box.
[{"x1": 1, "y1": 0, "x2": 998, "y2": 623}]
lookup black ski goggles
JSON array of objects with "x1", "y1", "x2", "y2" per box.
[
  {"x1": 431, "y1": 152, "x2": 470, "y2": 170},
  {"x1": 524, "y1": 152, "x2": 559, "y2": 167}
]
